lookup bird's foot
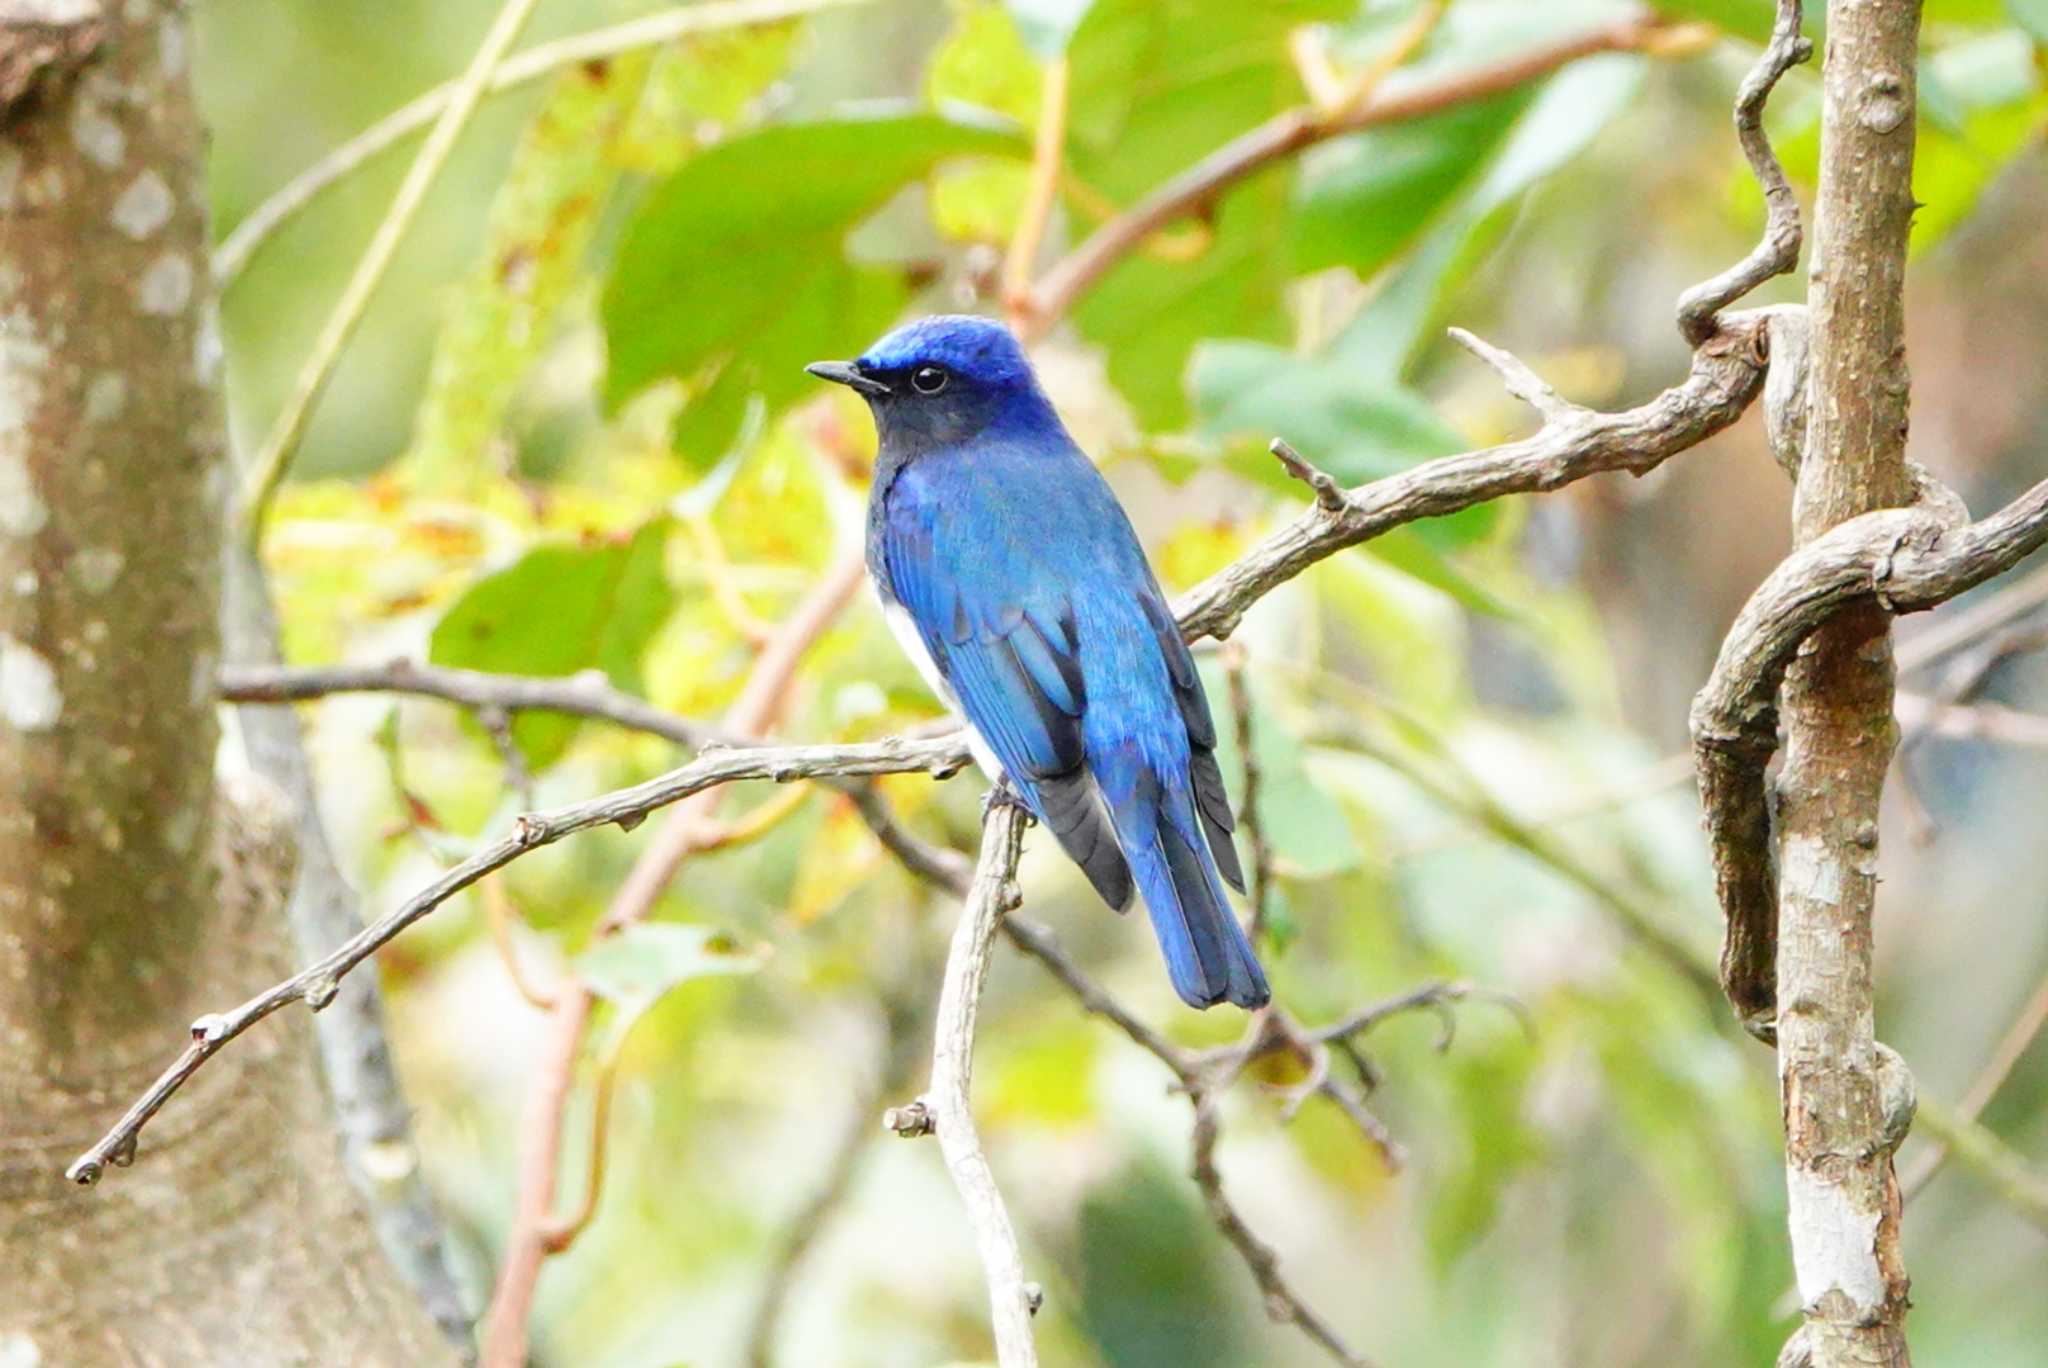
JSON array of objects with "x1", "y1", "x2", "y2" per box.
[{"x1": 981, "y1": 778, "x2": 1033, "y2": 825}]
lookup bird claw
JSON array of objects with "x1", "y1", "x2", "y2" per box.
[{"x1": 981, "y1": 778, "x2": 1032, "y2": 824}]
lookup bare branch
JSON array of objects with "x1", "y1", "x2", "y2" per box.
[
  {"x1": 1901, "y1": 967, "x2": 2048, "y2": 1202},
  {"x1": 1002, "y1": 54, "x2": 1070, "y2": 320},
  {"x1": 1189, "y1": 1091, "x2": 1376, "y2": 1368},
  {"x1": 210, "y1": 0, "x2": 867, "y2": 286},
  {"x1": 1023, "y1": 13, "x2": 1681, "y2": 333},
  {"x1": 1674, "y1": 0, "x2": 1813, "y2": 345},
  {"x1": 1895, "y1": 694, "x2": 2048, "y2": 750},
  {"x1": 1222, "y1": 644, "x2": 1277, "y2": 940},
  {"x1": 237, "y1": 0, "x2": 548, "y2": 538},
  {"x1": 222, "y1": 659, "x2": 728, "y2": 750},
  {"x1": 1446, "y1": 328, "x2": 1584, "y2": 426},
  {"x1": 64, "y1": 730, "x2": 966, "y2": 1185},
  {"x1": 1692, "y1": 480, "x2": 2048, "y2": 1039},
  {"x1": 847, "y1": 791, "x2": 1466, "y2": 1367},
  {"x1": 480, "y1": 990, "x2": 589, "y2": 1363},
  {"x1": 1183, "y1": 318, "x2": 1768, "y2": 640},
  {"x1": 889, "y1": 804, "x2": 1040, "y2": 1367},
  {"x1": 1269, "y1": 439, "x2": 1349, "y2": 516}
]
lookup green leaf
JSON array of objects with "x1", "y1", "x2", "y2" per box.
[
  {"x1": 1199, "y1": 661, "x2": 1364, "y2": 880},
  {"x1": 576, "y1": 922, "x2": 766, "y2": 1006},
  {"x1": 1189, "y1": 339, "x2": 1498, "y2": 547},
  {"x1": 1060, "y1": 0, "x2": 1352, "y2": 426},
  {"x1": 1289, "y1": 93, "x2": 1531, "y2": 277},
  {"x1": 428, "y1": 521, "x2": 674, "y2": 767},
  {"x1": 618, "y1": 21, "x2": 805, "y2": 172},
  {"x1": 403, "y1": 57, "x2": 653, "y2": 493},
  {"x1": 1006, "y1": 0, "x2": 1099, "y2": 57},
  {"x1": 601, "y1": 109, "x2": 1025, "y2": 464},
  {"x1": 1074, "y1": 172, "x2": 1294, "y2": 431},
  {"x1": 2011, "y1": 0, "x2": 2048, "y2": 43},
  {"x1": 1645, "y1": 0, "x2": 1819, "y2": 42},
  {"x1": 1076, "y1": 1162, "x2": 1252, "y2": 1365},
  {"x1": 929, "y1": 4, "x2": 1044, "y2": 126},
  {"x1": 1332, "y1": 53, "x2": 1646, "y2": 380}
]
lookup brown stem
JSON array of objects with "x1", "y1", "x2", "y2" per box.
[{"x1": 1021, "y1": 12, "x2": 1673, "y2": 335}]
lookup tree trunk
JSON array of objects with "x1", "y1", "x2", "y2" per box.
[
  {"x1": 1777, "y1": 2, "x2": 1922, "y2": 1364},
  {"x1": 0, "y1": 5, "x2": 457, "y2": 1362}
]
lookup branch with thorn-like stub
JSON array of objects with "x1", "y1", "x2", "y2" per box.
[
  {"x1": 1194, "y1": 312, "x2": 1767, "y2": 641},
  {"x1": 92, "y1": 128, "x2": 1784, "y2": 1190},
  {"x1": 886, "y1": 803, "x2": 1040, "y2": 1367},
  {"x1": 855, "y1": 789, "x2": 1515, "y2": 1367},
  {"x1": 1270, "y1": 439, "x2": 1349, "y2": 514},
  {"x1": 65, "y1": 732, "x2": 967, "y2": 1184},
  {"x1": 1447, "y1": 327, "x2": 1586, "y2": 426}
]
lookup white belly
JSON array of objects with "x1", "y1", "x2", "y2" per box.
[{"x1": 881, "y1": 595, "x2": 1009, "y2": 785}]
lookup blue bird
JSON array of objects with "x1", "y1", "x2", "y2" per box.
[{"x1": 807, "y1": 315, "x2": 1270, "y2": 1010}]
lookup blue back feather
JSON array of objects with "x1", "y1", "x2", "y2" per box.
[{"x1": 848, "y1": 316, "x2": 1268, "y2": 1010}]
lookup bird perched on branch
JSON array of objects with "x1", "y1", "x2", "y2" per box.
[{"x1": 808, "y1": 316, "x2": 1270, "y2": 1010}]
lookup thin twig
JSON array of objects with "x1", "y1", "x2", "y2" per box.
[
  {"x1": 481, "y1": 990, "x2": 590, "y2": 1361},
  {"x1": 1021, "y1": 12, "x2": 1676, "y2": 334},
  {"x1": 1910, "y1": 1095, "x2": 2048, "y2": 1234},
  {"x1": 539, "y1": 1004, "x2": 650, "y2": 1253},
  {"x1": 1222, "y1": 643, "x2": 1276, "y2": 941},
  {"x1": 63, "y1": 729, "x2": 964, "y2": 1186},
  {"x1": 1674, "y1": 0, "x2": 1812, "y2": 345},
  {"x1": 1270, "y1": 438, "x2": 1348, "y2": 514},
  {"x1": 480, "y1": 548, "x2": 871, "y2": 1362},
  {"x1": 1447, "y1": 327, "x2": 1583, "y2": 426},
  {"x1": 1316, "y1": 0, "x2": 1449, "y2": 123},
  {"x1": 1901, "y1": 968, "x2": 2048, "y2": 1201},
  {"x1": 1895, "y1": 694, "x2": 2048, "y2": 750},
  {"x1": 1003, "y1": 55, "x2": 1069, "y2": 323},
  {"x1": 483, "y1": 875, "x2": 557, "y2": 1012},
  {"x1": 223, "y1": 658, "x2": 733, "y2": 750},
  {"x1": 1895, "y1": 562, "x2": 2048, "y2": 672},
  {"x1": 237, "y1": 0, "x2": 546, "y2": 539},
  {"x1": 891, "y1": 803, "x2": 1039, "y2": 1366},
  {"x1": 211, "y1": 0, "x2": 866, "y2": 285},
  {"x1": 1189, "y1": 1091, "x2": 1375, "y2": 1368}
]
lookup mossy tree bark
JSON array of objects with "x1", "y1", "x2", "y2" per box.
[{"x1": 0, "y1": 4, "x2": 457, "y2": 1362}]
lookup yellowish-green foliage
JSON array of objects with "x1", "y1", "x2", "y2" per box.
[{"x1": 205, "y1": 1, "x2": 2048, "y2": 1363}]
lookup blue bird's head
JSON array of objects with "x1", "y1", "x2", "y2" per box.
[{"x1": 807, "y1": 315, "x2": 1055, "y2": 450}]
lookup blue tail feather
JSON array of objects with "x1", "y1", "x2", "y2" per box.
[{"x1": 1113, "y1": 768, "x2": 1269, "y2": 1010}]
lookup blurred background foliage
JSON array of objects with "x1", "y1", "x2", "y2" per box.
[{"x1": 196, "y1": 0, "x2": 2048, "y2": 1363}]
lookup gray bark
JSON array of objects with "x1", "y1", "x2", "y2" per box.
[
  {"x1": 1778, "y1": 1, "x2": 1923, "y2": 1362},
  {"x1": 0, "y1": 5, "x2": 458, "y2": 1362}
]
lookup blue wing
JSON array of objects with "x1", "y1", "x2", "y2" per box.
[
  {"x1": 881, "y1": 468, "x2": 1131, "y2": 910},
  {"x1": 878, "y1": 435, "x2": 1266, "y2": 1009}
]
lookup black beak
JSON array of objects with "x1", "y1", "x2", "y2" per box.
[{"x1": 805, "y1": 360, "x2": 891, "y2": 397}]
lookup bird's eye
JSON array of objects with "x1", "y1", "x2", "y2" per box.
[{"x1": 910, "y1": 365, "x2": 949, "y2": 395}]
